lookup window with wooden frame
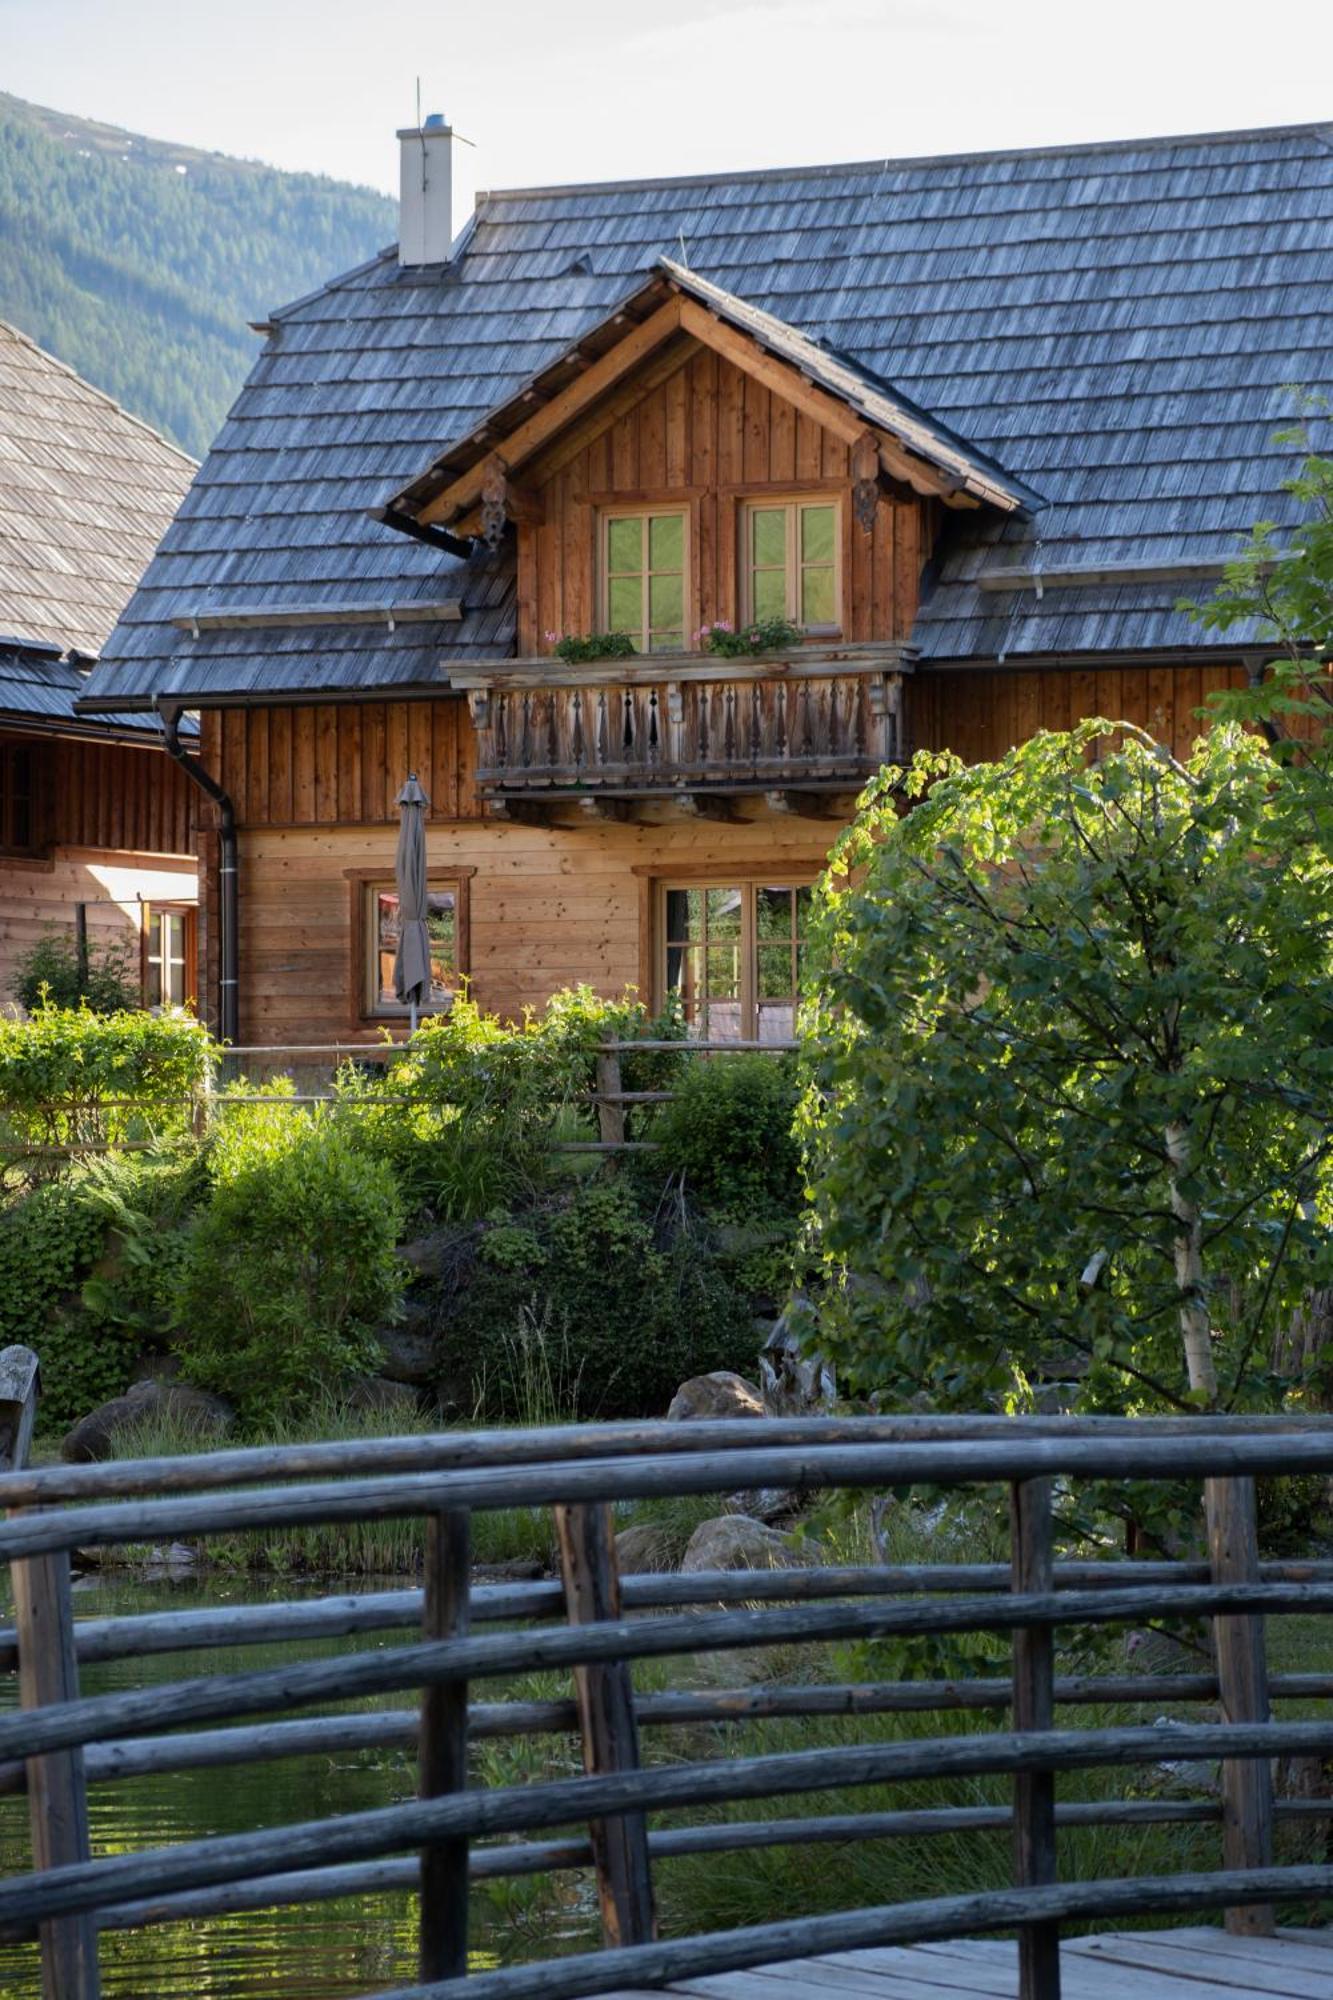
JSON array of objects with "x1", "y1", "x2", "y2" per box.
[
  {"x1": 143, "y1": 904, "x2": 197, "y2": 1011},
  {"x1": 359, "y1": 875, "x2": 471, "y2": 1020},
  {"x1": 599, "y1": 507, "x2": 688, "y2": 652},
  {"x1": 741, "y1": 497, "x2": 841, "y2": 632},
  {"x1": 0, "y1": 743, "x2": 36, "y2": 853},
  {"x1": 658, "y1": 878, "x2": 814, "y2": 1042}
]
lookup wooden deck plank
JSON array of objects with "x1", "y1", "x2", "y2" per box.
[{"x1": 600, "y1": 1930, "x2": 1333, "y2": 2000}]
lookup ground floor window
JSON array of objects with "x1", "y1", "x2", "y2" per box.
[
  {"x1": 659, "y1": 878, "x2": 814, "y2": 1041},
  {"x1": 143, "y1": 904, "x2": 197, "y2": 1010},
  {"x1": 362, "y1": 877, "x2": 470, "y2": 1019}
]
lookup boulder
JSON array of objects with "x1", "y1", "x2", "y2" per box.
[
  {"x1": 725, "y1": 1486, "x2": 802, "y2": 1526},
  {"x1": 666, "y1": 1371, "x2": 765, "y2": 1423},
  {"x1": 615, "y1": 1523, "x2": 676, "y2": 1575},
  {"x1": 62, "y1": 1378, "x2": 232, "y2": 1464},
  {"x1": 758, "y1": 1296, "x2": 835, "y2": 1415},
  {"x1": 345, "y1": 1377, "x2": 419, "y2": 1419},
  {"x1": 398, "y1": 1226, "x2": 475, "y2": 1285},
  {"x1": 680, "y1": 1514, "x2": 805, "y2": 1573},
  {"x1": 375, "y1": 1302, "x2": 437, "y2": 1385}
]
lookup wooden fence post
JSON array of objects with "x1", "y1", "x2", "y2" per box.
[
  {"x1": 1011, "y1": 1475, "x2": 1060, "y2": 2000},
  {"x1": 3, "y1": 1346, "x2": 99, "y2": 1999},
  {"x1": 418, "y1": 1507, "x2": 472, "y2": 1982},
  {"x1": 554, "y1": 1500, "x2": 656, "y2": 1947},
  {"x1": 595, "y1": 1048, "x2": 626, "y2": 1149},
  {"x1": 1205, "y1": 1473, "x2": 1275, "y2": 1936}
]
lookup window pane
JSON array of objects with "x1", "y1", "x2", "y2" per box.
[
  {"x1": 801, "y1": 564, "x2": 836, "y2": 626},
  {"x1": 752, "y1": 567, "x2": 787, "y2": 620},
  {"x1": 755, "y1": 886, "x2": 795, "y2": 939},
  {"x1": 607, "y1": 517, "x2": 642, "y2": 573},
  {"x1": 757, "y1": 941, "x2": 796, "y2": 998},
  {"x1": 706, "y1": 887, "x2": 744, "y2": 940},
  {"x1": 426, "y1": 890, "x2": 456, "y2": 1002},
  {"x1": 608, "y1": 576, "x2": 641, "y2": 633},
  {"x1": 801, "y1": 505, "x2": 836, "y2": 563},
  {"x1": 649, "y1": 513, "x2": 683, "y2": 570},
  {"x1": 751, "y1": 509, "x2": 786, "y2": 566},
  {"x1": 666, "y1": 887, "x2": 703, "y2": 945},
  {"x1": 649, "y1": 572, "x2": 683, "y2": 630},
  {"x1": 756, "y1": 1001, "x2": 795, "y2": 1043}
]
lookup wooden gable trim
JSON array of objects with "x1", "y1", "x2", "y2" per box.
[{"x1": 421, "y1": 299, "x2": 687, "y2": 528}]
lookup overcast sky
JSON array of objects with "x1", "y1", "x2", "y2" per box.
[{"x1": 3, "y1": 0, "x2": 1331, "y2": 196}]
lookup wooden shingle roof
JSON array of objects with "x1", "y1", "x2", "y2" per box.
[{"x1": 82, "y1": 119, "x2": 1333, "y2": 709}]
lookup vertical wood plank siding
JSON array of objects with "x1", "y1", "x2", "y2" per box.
[
  {"x1": 908, "y1": 664, "x2": 1250, "y2": 764},
  {"x1": 49, "y1": 739, "x2": 195, "y2": 856},
  {"x1": 520, "y1": 348, "x2": 932, "y2": 654},
  {"x1": 199, "y1": 703, "x2": 481, "y2": 828}
]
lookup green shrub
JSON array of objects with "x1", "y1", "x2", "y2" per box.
[
  {"x1": 0, "y1": 1175, "x2": 124, "y2": 1430},
  {"x1": 652, "y1": 1053, "x2": 801, "y2": 1216},
  {"x1": 173, "y1": 1087, "x2": 404, "y2": 1425},
  {"x1": 337, "y1": 986, "x2": 686, "y2": 1220},
  {"x1": 0, "y1": 1004, "x2": 213, "y2": 1181},
  {"x1": 11, "y1": 929, "x2": 140, "y2": 1015},
  {"x1": 443, "y1": 1176, "x2": 757, "y2": 1420}
]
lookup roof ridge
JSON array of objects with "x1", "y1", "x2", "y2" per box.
[
  {"x1": 475, "y1": 116, "x2": 1333, "y2": 204},
  {"x1": 0, "y1": 317, "x2": 198, "y2": 470}
]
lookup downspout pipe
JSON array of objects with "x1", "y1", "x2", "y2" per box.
[{"x1": 155, "y1": 700, "x2": 239, "y2": 1047}]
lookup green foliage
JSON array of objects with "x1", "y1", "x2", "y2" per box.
[
  {"x1": 0, "y1": 92, "x2": 393, "y2": 456},
  {"x1": 550, "y1": 631, "x2": 637, "y2": 663},
  {"x1": 444, "y1": 1175, "x2": 757, "y2": 1421},
  {"x1": 11, "y1": 929, "x2": 139, "y2": 1015},
  {"x1": 800, "y1": 722, "x2": 1333, "y2": 1418},
  {"x1": 652, "y1": 1052, "x2": 801, "y2": 1216},
  {"x1": 0, "y1": 1005, "x2": 212, "y2": 1183},
  {"x1": 0, "y1": 1176, "x2": 117, "y2": 1429},
  {"x1": 699, "y1": 617, "x2": 802, "y2": 657},
  {"x1": 336, "y1": 986, "x2": 685, "y2": 1220},
  {"x1": 173, "y1": 1087, "x2": 404, "y2": 1425}
]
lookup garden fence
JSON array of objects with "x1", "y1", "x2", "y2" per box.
[{"x1": 5, "y1": 1373, "x2": 1333, "y2": 1998}]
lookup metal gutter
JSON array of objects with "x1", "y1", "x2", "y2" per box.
[{"x1": 155, "y1": 701, "x2": 238, "y2": 1047}]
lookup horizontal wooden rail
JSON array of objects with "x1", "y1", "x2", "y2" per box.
[
  {"x1": 7, "y1": 1718, "x2": 1333, "y2": 1932},
  {"x1": 13, "y1": 1432, "x2": 1333, "y2": 1562}
]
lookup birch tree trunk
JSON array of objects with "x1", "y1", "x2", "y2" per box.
[{"x1": 1165, "y1": 1119, "x2": 1218, "y2": 1403}]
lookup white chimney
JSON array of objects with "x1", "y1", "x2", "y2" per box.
[{"x1": 397, "y1": 113, "x2": 472, "y2": 267}]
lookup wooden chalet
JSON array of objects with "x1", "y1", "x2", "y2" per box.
[
  {"x1": 80, "y1": 118, "x2": 1333, "y2": 1045},
  {"x1": 0, "y1": 322, "x2": 198, "y2": 1010}
]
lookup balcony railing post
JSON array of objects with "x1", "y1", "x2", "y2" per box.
[
  {"x1": 1011, "y1": 1474, "x2": 1060, "y2": 2000},
  {"x1": 418, "y1": 1506, "x2": 472, "y2": 1981},
  {"x1": 555, "y1": 1499, "x2": 656, "y2": 1947},
  {"x1": 1205, "y1": 1472, "x2": 1275, "y2": 1935}
]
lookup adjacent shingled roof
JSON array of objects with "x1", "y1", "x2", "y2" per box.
[
  {"x1": 0, "y1": 637, "x2": 166, "y2": 737},
  {"x1": 82, "y1": 119, "x2": 1333, "y2": 708},
  {"x1": 0, "y1": 319, "x2": 195, "y2": 658},
  {"x1": 389, "y1": 257, "x2": 1042, "y2": 522}
]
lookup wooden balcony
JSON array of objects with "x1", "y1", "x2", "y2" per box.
[{"x1": 451, "y1": 644, "x2": 911, "y2": 817}]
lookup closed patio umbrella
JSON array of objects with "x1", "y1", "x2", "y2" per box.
[{"x1": 393, "y1": 772, "x2": 432, "y2": 1031}]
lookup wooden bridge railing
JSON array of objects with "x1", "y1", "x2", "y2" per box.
[{"x1": 5, "y1": 1411, "x2": 1333, "y2": 1998}]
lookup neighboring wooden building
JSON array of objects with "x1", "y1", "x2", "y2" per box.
[
  {"x1": 0, "y1": 323, "x2": 198, "y2": 1010},
  {"x1": 81, "y1": 119, "x2": 1326, "y2": 1044}
]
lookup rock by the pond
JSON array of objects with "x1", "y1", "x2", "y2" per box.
[
  {"x1": 725, "y1": 1486, "x2": 802, "y2": 1526},
  {"x1": 346, "y1": 1376, "x2": 419, "y2": 1418},
  {"x1": 62, "y1": 1379, "x2": 232, "y2": 1463},
  {"x1": 398, "y1": 1226, "x2": 475, "y2": 1284},
  {"x1": 615, "y1": 1523, "x2": 677, "y2": 1574},
  {"x1": 375, "y1": 1301, "x2": 437, "y2": 1384},
  {"x1": 680, "y1": 1514, "x2": 805, "y2": 1573},
  {"x1": 666, "y1": 1371, "x2": 765, "y2": 1423}
]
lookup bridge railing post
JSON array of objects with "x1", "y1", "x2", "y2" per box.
[
  {"x1": 555, "y1": 1498, "x2": 656, "y2": 1947},
  {"x1": 418, "y1": 1506, "x2": 472, "y2": 1982},
  {"x1": 1011, "y1": 1473, "x2": 1060, "y2": 2000},
  {"x1": 4, "y1": 1346, "x2": 100, "y2": 2000},
  {"x1": 1205, "y1": 1472, "x2": 1275, "y2": 1935}
]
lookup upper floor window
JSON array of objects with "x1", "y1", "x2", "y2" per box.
[
  {"x1": 600, "y1": 508, "x2": 687, "y2": 652},
  {"x1": 742, "y1": 498, "x2": 840, "y2": 632}
]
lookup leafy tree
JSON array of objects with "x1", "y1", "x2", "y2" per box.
[
  {"x1": 11, "y1": 929, "x2": 138, "y2": 1015},
  {"x1": 799, "y1": 723, "x2": 1333, "y2": 1416}
]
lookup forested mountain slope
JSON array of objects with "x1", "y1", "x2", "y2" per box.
[{"x1": 0, "y1": 93, "x2": 394, "y2": 456}]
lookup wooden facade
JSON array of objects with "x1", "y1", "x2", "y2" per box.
[
  {"x1": 0, "y1": 733, "x2": 197, "y2": 1009},
  {"x1": 182, "y1": 337, "x2": 1251, "y2": 1046}
]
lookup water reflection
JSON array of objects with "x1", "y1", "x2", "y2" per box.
[{"x1": 0, "y1": 1572, "x2": 548, "y2": 1997}]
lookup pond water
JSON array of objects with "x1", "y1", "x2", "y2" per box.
[{"x1": 0, "y1": 1570, "x2": 594, "y2": 1998}]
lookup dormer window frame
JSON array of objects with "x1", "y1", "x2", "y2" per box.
[
  {"x1": 738, "y1": 492, "x2": 844, "y2": 637},
  {"x1": 596, "y1": 501, "x2": 691, "y2": 655}
]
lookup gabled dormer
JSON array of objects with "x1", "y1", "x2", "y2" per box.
[{"x1": 383, "y1": 260, "x2": 1038, "y2": 817}]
